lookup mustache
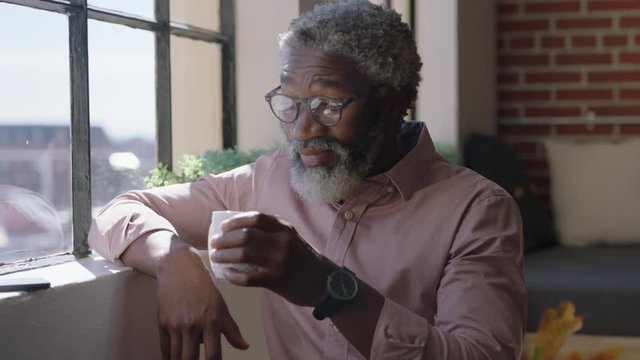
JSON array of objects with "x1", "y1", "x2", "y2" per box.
[{"x1": 288, "y1": 137, "x2": 343, "y2": 152}]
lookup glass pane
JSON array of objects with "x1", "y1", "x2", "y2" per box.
[
  {"x1": 171, "y1": 36, "x2": 222, "y2": 164},
  {"x1": 88, "y1": 21, "x2": 156, "y2": 212},
  {"x1": 171, "y1": 0, "x2": 219, "y2": 31},
  {"x1": 88, "y1": 0, "x2": 154, "y2": 19},
  {"x1": 0, "y1": 4, "x2": 71, "y2": 263}
]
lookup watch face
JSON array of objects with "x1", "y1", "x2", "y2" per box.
[{"x1": 328, "y1": 269, "x2": 358, "y2": 301}]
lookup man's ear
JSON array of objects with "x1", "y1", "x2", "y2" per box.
[{"x1": 373, "y1": 85, "x2": 410, "y2": 122}]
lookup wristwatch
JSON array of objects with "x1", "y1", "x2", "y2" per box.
[{"x1": 312, "y1": 267, "x2": 358, "y2": 320}]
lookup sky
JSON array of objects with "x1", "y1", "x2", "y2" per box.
[{"x1": 0, "y1": 1, "x2": 157, "y2": 142}]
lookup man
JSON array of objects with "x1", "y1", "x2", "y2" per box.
[{"x1": 89, "y1": 1, "x2": 526, "y2": 359}]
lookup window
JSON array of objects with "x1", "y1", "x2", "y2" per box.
[{"x1": 0, "y1": 0, "x2": 235, "y2": 270}]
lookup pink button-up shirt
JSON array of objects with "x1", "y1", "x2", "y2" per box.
[{"x1": 89, "y1": 121, "x2": 526, "y2": 359}]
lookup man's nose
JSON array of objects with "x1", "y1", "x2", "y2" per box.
[{"x1": 290, "y1": 105, "x2": 327, "y2": 141}]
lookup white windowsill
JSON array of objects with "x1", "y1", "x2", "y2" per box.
[
  {"x1": 0, "y1": 252, "x2": 268, "y2": 360},
  {"x1": 0, "y1": 254, "x2": 131, "y2": 301}
]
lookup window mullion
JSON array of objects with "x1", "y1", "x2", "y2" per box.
[
  {"x1": 69, "y1": 0, "x2": 91, "y2": 257},
  {"x1": 155, "y1": 0, "x2": 172, "y2": 169},
  {"x1": 221, "y1": 0, "x2": 236, "y2": 149}
]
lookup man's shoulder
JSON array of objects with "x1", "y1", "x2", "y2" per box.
[{"x1": 423, "y1": 159, "x2": 512, "y2": 203}]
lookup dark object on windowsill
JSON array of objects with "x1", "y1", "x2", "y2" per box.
[{"x1": 0, "y1": 277, "x2": 50, "y2": 292}]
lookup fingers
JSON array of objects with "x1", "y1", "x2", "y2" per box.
[
  {"x1": 223, "y1": 267, "x2": 279, "y2": 287},
  {"x1": 181, "y1": 331, "x2": 201, "y2": 360},
  {"x1": 221, "y1": 314, "x2": 250, "y2": 350},
  {"x1": 211, "y1": 227, "x2": 263, "y2": 250},
  {"x1": 211, "y1": 242, "x2": 281, "y2": 268},
  {"x1": 159, "y1": 324, "x2": 171, "y2": 360},
  {"x1": 170, "y1": 331, "x2": 182, "y2": 360},
  {"x1": 220, "y1": 212, "x2": 289, "y2": 233},
  {"x1": 203, "y1": 327, "x2": 222, "y2": 360}
]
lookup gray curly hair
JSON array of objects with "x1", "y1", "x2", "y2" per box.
[{"x1": 278, "y1": 0, "x2": 422, "y2": 108}]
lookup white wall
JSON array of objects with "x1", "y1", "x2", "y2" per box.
[
  {"x1": 171, "y1": 1, "x2": 296, "y2": 162},
  {"x1": 415, "y1": 0, "x2": 496, "y2": 148},
  {"x1": 457, "y1": 0, "x2": 497, "y2": 143},
  {"x1": 170, "y1": 0, "x2": 223, "y2": 166},
  {"x1": 415, "y1": 0, "x2": 459, "y2": 146},
  {"x1": 235, "y1": 0, "x2": 297, "y2": 151}
]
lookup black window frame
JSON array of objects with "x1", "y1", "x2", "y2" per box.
[{"x1": 0, "y1": 0, "x2": 235, "y2": 267}]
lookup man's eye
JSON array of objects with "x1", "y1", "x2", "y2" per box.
[{"x1": 323, "y1": 101, "x2": 340, "y2": 115}]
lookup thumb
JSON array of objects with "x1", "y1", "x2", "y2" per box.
[{"x1": 222, "y1": 313, "x2": 250, "y2": 350}]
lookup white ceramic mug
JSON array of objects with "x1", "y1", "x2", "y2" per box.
[{"x1": 208, "y1": 210, "x2": 257, "y2": 280}]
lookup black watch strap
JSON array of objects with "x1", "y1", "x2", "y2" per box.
[{"x1": 312, "y1": 267, "x2": 357, "y2": 321}]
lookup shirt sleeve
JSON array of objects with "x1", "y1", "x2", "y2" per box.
[
  {"x1": 88, "y1": 156, "x2": 272, "y2": 262},
  {"x1": 370, "y1": 193, "x2": 526, "y2": 360}
]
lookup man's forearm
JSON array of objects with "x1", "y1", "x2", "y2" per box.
[{"x1": 120, "y1": 230, "x2": 201, "y2": 278}]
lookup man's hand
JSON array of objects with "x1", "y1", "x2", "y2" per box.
[
  {"x1": 210, "y1": 212, "x2": 337, "y2": 307},
  {"x1": 156, "y1": 246, "x2": 250, "y2": 360}
]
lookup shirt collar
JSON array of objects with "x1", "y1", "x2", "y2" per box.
[{"x1": 378, "y1": 121, "x2": 440, "y2": 201}]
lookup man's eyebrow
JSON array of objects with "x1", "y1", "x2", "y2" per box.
[
  {"x1": 280, "y1": 73, "x2": 295, "y2": 85},
  {"x1": 310, "y1": 76, "x2": 347, "y2": 89}
]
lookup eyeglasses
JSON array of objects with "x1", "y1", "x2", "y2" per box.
[{"x1": 264, "y1": 86, "x2": 358, "y2": 127}]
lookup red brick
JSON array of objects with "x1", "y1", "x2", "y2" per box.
[
  {"x1": 556, "y1": 89, "x2": 613, "y2": 100},
  {"x1": 498, "y1": 20, "x2": 550, "y2": 32},
  {"x1": 588, "y1": 1, "x2": 640, "y2": 11},
  {"x1": 498, "y1": 108, "x2": 520, "y2": 118},
  {"x1": 589, "y1": 106, "x2": 640, "y2": 116},
  {"x1": 500, "y1": 90, "x2": 551, "y2": 102},
  {"x1": 621, "y1": 17, "x2": 640, "y2": 28},
  {"x1": 621, "y1": 124, "x2": 640, "y2": 134},
  {"x1": 498, "y1": 125, "x2": 552, "y2": 135},
  {"x1": 571, "y1": 35, "x2": 597, "y2": 47},
  {"x1": 526, "y1": 2, "x2": 580, "y2": 13},
  {"x1": 526, "y1": 72, "x2": 581, "y2": 83},
  {"x1": 589, "y1": 71, "x2": 640, "y2": 82},
  {"x1": 498, "y1": 38, "x2": 505, "y2": 49},
  {"x1": 541, "y1": 36, "x2": 566, "y2": 48},
  {"x1": 620, "y1": 52, "x2": 640, "y2": 64},
  {"x1": 526, "y1": 107, "x2": 582, "y2": 117},
  {"x1": 556, "y1": 53, "x2": 611, "y2": 65},
  {"x1": 556, "y1": 18, "x2": 612, "y2": 29},
  {"x1": 620, "y1": 88, "x2": 640, "y2": 99},
  {"x1": 603, "y1": 35, "x2": 628, "y2": 47},
  {"x1": 498, "y1": 73, "x2": 520, "y2": 84},
  {"x1": 498, "y1": 3, "x2": 519, "y2": 15},
  {"x1": 510, "y1": 37, "x2": 535, "y2": 49},
  {"x1": 499, "y1": 54, "x2": 549, "y2": 67},
  {"x1": 556, "y1": 124, "x2": 614, "y2": 135},
  {"x1": 510, "y1": 142, "x2": 539, "y2": 154}
]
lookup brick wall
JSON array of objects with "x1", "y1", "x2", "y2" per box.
[{"x1": 497, "y1": 0, "x2": 640, "y2": 205}]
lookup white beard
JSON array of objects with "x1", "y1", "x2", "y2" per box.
[{"x1": 287, "y1": 124, "x2": 384, "y2": 205}]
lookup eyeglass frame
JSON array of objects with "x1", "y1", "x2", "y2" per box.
[{"x1": 264, "y1": 86, "x2": 360, "y2": 127}]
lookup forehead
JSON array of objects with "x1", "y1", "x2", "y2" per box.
[{"x1": 280, "y1": 50, "x2": 370, "y2": 91}]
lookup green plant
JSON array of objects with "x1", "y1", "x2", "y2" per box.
[
  {"x1": 434, "y1": 143, "x2": 461, "y2": 164},
  {"x1": 144, "y1": 143, "x2": 462, "y2": 189},
  {"x1": 144, "y1": 148, "x2": 271, "y2": 188}
]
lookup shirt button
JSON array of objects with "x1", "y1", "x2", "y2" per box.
[
  {"x1": 343, "y1": 210, "x2": 354, "y2": 220},
  {"x1": 386, "y1": 186, "x2": 395, "y2": 193}
]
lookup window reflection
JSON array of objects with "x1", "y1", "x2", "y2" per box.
[{"x1": 0, "y1": 4, "x2": 71, "y2": 263}]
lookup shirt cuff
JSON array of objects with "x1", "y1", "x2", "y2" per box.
[{"x1": 370, "y1": 298, "x2": 429, "y2": 360}]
